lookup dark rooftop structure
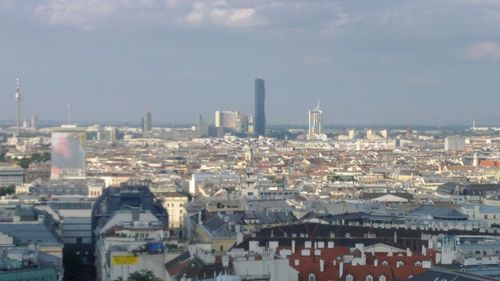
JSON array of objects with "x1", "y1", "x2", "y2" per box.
[
  {"x1": 238, "y1": 223, "x2": 486, "y2": 252},
  {"x1": 412, "y1": 268, "x2": 493, "y2": 281},
  {"x1": 438, "y1": 182, "x2": 500, "y2": 197},
  {"x1": 410, "y1": 205, "x2": 468, "y2": 221},
  {"x1": 91, "y1": 185, "x2": 168, "y2": 243}
]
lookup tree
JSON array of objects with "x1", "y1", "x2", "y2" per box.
[
  {"x1": 127, "y1": 270, "x2": 162, "y2": 281},
  {"x1": 16, "y1": 157, "x2": 31, "y2": 169},
  {"x1": 0, "y1": 185, "x2": 15, "y2": 196}
]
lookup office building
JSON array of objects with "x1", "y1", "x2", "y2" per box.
[
  {"x1": 308, "y1": 101, "x2": 323, "y2": 140},
  {"x1": 0, "y1": 165, "x2": 24, "y2": 187},
  {"x1": 143, "y1": 110, "x2": 152, "y2": 132},
  {"x1": 30, "y1": 116, "x2": 38, "y2": 130},
  {"x1": 105, "y1": 127, "x2": 117, "y2": 142},
  {"x1": 308, "y1": 101, "x2": 322, "y2": 135},
  {"x1": 444, "y1": 136, "x2": 465, "y2": 152},
  {"x1": 348, "y1": 129, "x2": 356, "y2": 139},
  {"x1": 215, "y1": 111, "x2": 246, "y2": 131},
  {"x1": 51, "y1": 125, "x2": 87, "y2": 179},
  {"x1": 197, "y1": 115, "x2": 209, "y2": 138},
  {"x1": 254, "y1": 78, "x2": 266, "y2": 136}
]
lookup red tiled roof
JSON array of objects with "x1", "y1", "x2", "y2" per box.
[
  {"x1": 479, "y1": 160, "x2": 500, "y2": 167},
  {"x1": 280, "y1": 244, "x2": 433, "y2": 281}
]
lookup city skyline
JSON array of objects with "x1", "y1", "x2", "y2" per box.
[{"x1": 2, "y1": 1, "x2": 500, "y2": 126}]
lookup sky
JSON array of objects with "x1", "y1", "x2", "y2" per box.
[{"x1": 0, "y1": 0, "x2": 500, "y2": 126}]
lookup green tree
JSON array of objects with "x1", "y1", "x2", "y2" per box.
[
  {"x1": 31, "y1": 153, "x2": 42, "y2": 162},
  {"x1": 41, "y1": 152, "x2": 51, "y2": 162},
  {"x1": 18, "y1": 157, "x2": 32, "y2": 169},
  {"x1": 0, "y1": 185, "x2": 15, "y2": 196}
]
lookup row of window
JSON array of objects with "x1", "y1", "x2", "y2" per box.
[
  {"x1": 308, "y1": 273, "x2": 386, "y2": 281},
  {"x1": 165, "y1": 203, "x2": 184, "y2": 208}
]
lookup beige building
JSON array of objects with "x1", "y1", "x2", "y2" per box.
[
  {"x1": 161, "y1": 192, "x2": 188, "y2": 230},
  {"x1": 96, "y1": 173, "x2": 133, "y2": 187}
]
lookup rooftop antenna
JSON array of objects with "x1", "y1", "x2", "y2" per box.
[
  {"x1": 15, "y1": 77, "x2": 21, "y2": 137},
  {"x1": 66, "y1": 103, "x2": 71, "y2": 125}
]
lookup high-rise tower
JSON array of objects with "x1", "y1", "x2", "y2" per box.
[
  {"x1": 254, "y1": 78, "x2": 266, "y2": 136},
  {"x1": 143, "y1": 110, "x2": 152, "y2": 132},
  {"x1": 15, "y1": 78, "x2": 21, "y2": 137},
  {"x1": 308, "y1": 100, "x2": 323, "y2": 137}
]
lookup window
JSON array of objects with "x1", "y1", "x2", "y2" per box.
[
  {"x1": 366, "y1": 275, "x2": 373, "y2": 281},
  {"x1": 379, "y1": 275, "x2": 386, "y2": 281},
  {"x1": 308, "y1": 273, "x2": 316, "y2": 281},
  {"x1": 381, "y1": 260, "x2": 389, "y2": 266},
  {"x1": 346, "y1": 275, "x2": 354, "y2": 281},
  {"x1": 414, "y1": 261, "x2": 422, "y2": 267}
]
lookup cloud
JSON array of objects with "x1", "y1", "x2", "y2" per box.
[
  {"x1": 34, "y1": 0, "x2": 118, "y2": 30},
  {"x1": 323, "y1": 13, "x2": 350, "y2": 33},
  {"x1": 16, "y1": 0, "x2": 353, "y2": 32},
  {"x1": 466, "y1": 41, "x2": 500, "y2": 61},
  {"x1": 29, "y1": 0, "x2": 264, "y2": 30},
  {"x1": 184, "y1": 0, "x2": 260, "y2": 27}
]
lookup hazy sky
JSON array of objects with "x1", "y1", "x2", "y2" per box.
[{"x1": 1, "y1": 0, "x2": 500, "y2": 126}]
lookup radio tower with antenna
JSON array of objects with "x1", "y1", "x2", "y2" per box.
[{"x1": 15, "y1": 77, "x2": 21, "y2": 137}]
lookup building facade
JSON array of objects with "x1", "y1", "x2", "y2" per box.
[{"x1": 51, "y1": 125, "x2": 87, "y2": 180}]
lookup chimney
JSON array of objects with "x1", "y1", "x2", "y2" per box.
[
  {"x1": 320, "y1": 259, "x2": 324, "y2": 272},
  {"x1": 421, "y1": 245, "x2": 427, "y2": 256},
  {"x1": 292, "y1": 240, "x2": 296, "y2": 254},
  {"x1": 339, "y1": 262, "x2": 344, "y2": 278},
  {"x1": 406, "y1": 248, "x2": 412, "y2": 257}
]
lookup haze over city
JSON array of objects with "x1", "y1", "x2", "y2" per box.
[
  {"x1": 1, "y1": 0, "x2": 500, "y2": 126},
  {"x1": 3, "y1": 1, "x2": 500, "y2": 281}
]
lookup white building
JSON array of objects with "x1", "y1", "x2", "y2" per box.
[
  {"x1": 189, "y1": 172, "x2": 240, "y2": 195},
  {"x1": 462, "y1": 205, "x2": 500, "y2": 225},
  {"x1": 95, "y1": 210, "x2": 167, "y2": 281},
  {"x1": 215, "y1": 111, "x2": 239, "y2": 128},
  {"x1": 444, "y1": 136, "x2": 465, "y2": 152}
]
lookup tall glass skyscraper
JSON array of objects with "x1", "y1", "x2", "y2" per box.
[
  {"x1": 254, "y1": 78, "x2": 266, "y2": 136},
  {"x1": 308, "y1": 101, "x2": 323, "y2": 136}
]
